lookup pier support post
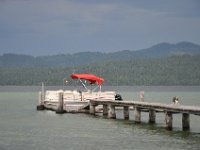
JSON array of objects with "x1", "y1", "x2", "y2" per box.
[
  {"x1": 182, "y1": 113, "x2": 190, "y2": 131},
  {"x1": 134, "y1": 106, "x2": 141, "y2": 123},
  {"x1": 123, "y1": 106, "x2": 129, "y2": 120},
  {"x1": 37, "y1": 91, "x2": 45, "y2": 110},
  {"x1": 103, "y1": 104, "x2": 108, "y2": 116},
  {"x1": 56, "y1": 92, "x2": 65, "y2": 114},
  {"x1": 165, "y1": 111, "x2": 173, "y2": 130},
  {"x1": 149, "y1": 109, "x2": 156, "y2": 123},
  {"x1": 90, "y1": 102, "x2": 96, "y2": 115},
  {"x1": 108, "y1": 104, "x2": 116, "y2": 119}
]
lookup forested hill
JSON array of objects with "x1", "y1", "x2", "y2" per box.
[
  {"x1": 1, "y1": 41, "x2": 200, "y2": 68},
  {"x1": 0, "y1": 54, "x2": 200, "y2": 85}
]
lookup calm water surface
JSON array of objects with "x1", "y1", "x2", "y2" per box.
[{"x1": 0, "y1": 86, "x2": 200, "y2": 150}]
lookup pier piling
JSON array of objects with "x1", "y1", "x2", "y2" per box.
[
  {"x1": 103, "y1": 104, "x2": 108, "y2": 116},
  {"x1": 182, "y1": 113, "x2": 190, "y2": 130},
  {"x1": 56, "y1": 92, "x2": 65, "y2": 114},
  {"x1": 90, "y1": 103, "x2": 96, "y2": 115},
  {"x1": 36, "y1": 91, "x2": 45, "y2": 110},
  {"x1": 165, "y1": 111, "x2": 173, "y2": 130},
  {"x1": 108, "y1": 104, "x2": 116, "y2": 119},
  {"x1": 149, "y1": 109, "x2": 156, "y2": 123},
  {"x1": 134, "y1": 106, "x2": 141, "y2": 123},
  {"x1": 123, "y1": 106, "x2": 129, "y2": 120}
]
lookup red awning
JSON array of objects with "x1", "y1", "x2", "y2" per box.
[{"x1": 71, "y1": 74, "x2": 104, "y2": 86}]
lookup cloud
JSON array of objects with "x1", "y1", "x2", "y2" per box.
[
  {"x1": 1, "y1": 0, "x2": 168, "y2": 32},
  {"x1": 1, "y1": 1, "x2": 118, "y2": 35},
  {"x1": 0, "y1": 0, "x2": 200, "y2": 55}
]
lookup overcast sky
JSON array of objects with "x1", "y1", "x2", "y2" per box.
[{"x1": 0, "y1": 0, "x2": 200, "y2": 56}]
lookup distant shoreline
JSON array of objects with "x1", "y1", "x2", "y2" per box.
[{"x1": 0, "y1": 85, "x2": 200, "y2": 93}]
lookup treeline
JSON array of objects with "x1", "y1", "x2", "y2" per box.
[{"x1": 0, "y1": 55, "x2": 200, "y2": 85}]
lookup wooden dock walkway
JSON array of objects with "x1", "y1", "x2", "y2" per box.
[
  {"x1": 89, "y1": 99, "x2": 200, "y2": 130},
  {"x1": 37, "y1": 91, "x2": 200, "y2": 131}
]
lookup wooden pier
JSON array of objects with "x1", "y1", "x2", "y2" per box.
[
  {"x1": 89, "y1": 99, "x2": 200, "y2": 130},
  {"x1": 37, "y1": 90, "x2": 200, "y2": 131}
]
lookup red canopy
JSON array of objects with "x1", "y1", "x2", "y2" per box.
[{"x1": 71, "y1": 74, "x2": 104, "y2": 86}]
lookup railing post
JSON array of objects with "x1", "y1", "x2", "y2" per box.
[
  {"x1": 182, "y1": 113, "x2": 190, "y2": 131},
  {"x1": 108, "y1": 104, "x2": 116, "y2": 119},
  {"x1": 103, "y1": 104, "x2": 108, "y2": 116},
  {"x1": 37, "y1": 91, "x2": 45, "y2": 110},
  {"x1": 56, "y1": 92, "x2": 65, "y2": 114},
  {"x1": 165, "y1": 111, "x2": 173, "y2": 130},
  {"x1": 123, "y1": 106, "x2": 129, "y2": 120},
  {"x1": 149, "y1": 109, "x2": 156, "y2": 123},
  {"x1": 41, "y1": 82, "x2": 45, "y2": 101},
  {"x1": 134, "y1": 106, "x2": 141, "y2": 123},
  {"x1": 140, "y1": 91, "x2": 144, "y2": 102}
]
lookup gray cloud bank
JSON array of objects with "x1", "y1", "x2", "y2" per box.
[{"x1": 0, "y1": 0, "x2": 200, "y2": 56}]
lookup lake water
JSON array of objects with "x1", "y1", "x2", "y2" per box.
[{"x1": 0, "y1": 86, "x2": 200, "y2": 150}]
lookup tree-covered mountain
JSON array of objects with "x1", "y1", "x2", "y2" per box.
[
  {"x1": 0, "y1": 54, "x2": 200, "y2": 85},
  {"x1": 0, "y1": 41, "x2": 200, "y2": 68}
]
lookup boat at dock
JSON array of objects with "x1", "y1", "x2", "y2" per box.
[{"x1": 40, "y1": 74, "x2": 122, "y2": 112}]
